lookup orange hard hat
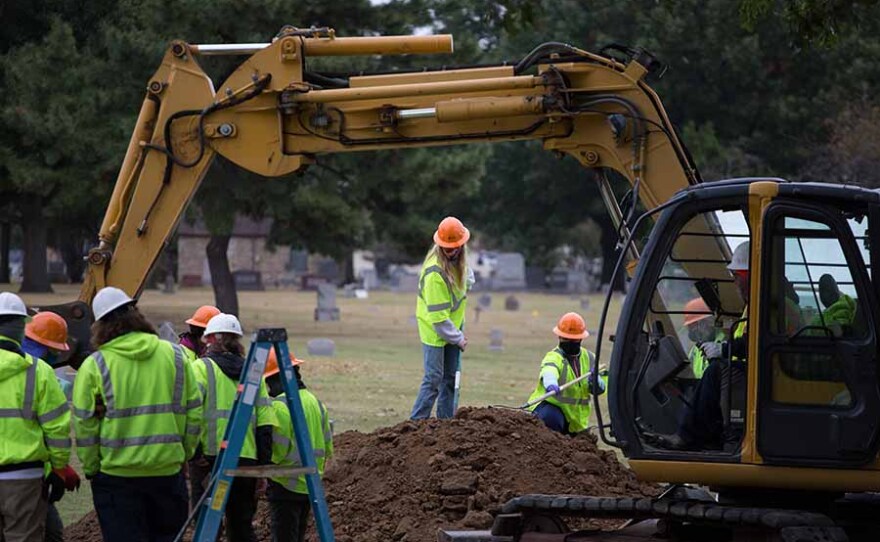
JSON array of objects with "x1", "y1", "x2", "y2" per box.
[
  {"x1": 553, "y1": 312, "x2": 589, "y2": 340},
  {"x1": 433, "y1": 217, "x2": 470, "y2": 249},
  {"x1": 25, "y1": 312, "x2": 69, "y2": 351},
  {"x1": 186, "y1": 305, "x2": 221, "y2": 328},
  {"x1": 264, "y1": 347, "x2": 304, "y2": 378},
  {"x1": 683, "y1": 298, "x2": 711, "y2": 326}
]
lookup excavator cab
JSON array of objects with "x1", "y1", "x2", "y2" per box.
[{"x1": 608, "y1": 180, "x2": 880, "y2": 484}]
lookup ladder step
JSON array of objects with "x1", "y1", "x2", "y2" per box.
[{"x1": 224, "y1": 466, "x2": 317, "y2": 478}]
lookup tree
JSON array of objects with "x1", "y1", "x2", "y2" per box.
[{"x1": 739, "y1": 0, "x2": 880, "y2": 45}]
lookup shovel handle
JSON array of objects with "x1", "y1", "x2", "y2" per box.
[{"x1": 520, "y1": 365, "x2": 607, "y2": 410}]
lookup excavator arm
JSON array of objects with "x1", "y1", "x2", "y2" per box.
[{"x1": 52, "y1": 26, "x2": 708, "y2": 364}]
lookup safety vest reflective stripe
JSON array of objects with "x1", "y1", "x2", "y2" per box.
[
  {"x1": 551, "y1": 349, "x2": 569, "y2": 386},
  {"x1": 0, "y1": 357, "x2": 38, "y2": 419},
  {"x1": 37, "y1": 403, "x2": 69, "y2": 424},
  {"x1": 73, "y1": 408, "x2": 94, "y2": 420},
  {"x1": 92, "y1": 345, "x2": 186, "y2": 418},
  {"x1": 45, "y1": 437, "x2": 72, "y2": 448},
  {"x1": 75, "y1": 434, "x2": 183, "y2": 448}
]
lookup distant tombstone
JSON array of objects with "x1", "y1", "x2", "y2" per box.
[
  {"x1": 361, "y1": 269, "x2": 379, "y2": 290},
  {"x1": 505, "y1": 295, "x2": 520, "y2": 311},
  {"x1": 492, "y1": 253, "x2": 527, "y2": 290},
  {"x1": 342, "y1": 284, "x2": 358, "y2": 298},
  {"x1": 580, "y1": 297, "x2": 591, "y2": 311},
  {"x1": 315, "y1": 284, "x2": 340, "y2": 322},
  {"x1": 355, "y1": 289, "x2": 368, "y2": 299},
  {"x1": 234, "y1": 270, "x2": 264, "y2": 291},
  {"x1": 307, "y1": 338, "x2": 336, "y2": 356},
  {"x1": 163, "y1": 273, "x2": 175, "y2": 294},
  {"x1": 158, "y1": 322, "x2": 178, "y2": 343},
  {"x1": 488, "y1": 328, "x2": 504, "y2": 352},
  {"x1": 478, "y1": 294, "x2": 492, "y2": 310},
  {"x1": 289, "y1": 250, "x2": 309, "y2": 273}
]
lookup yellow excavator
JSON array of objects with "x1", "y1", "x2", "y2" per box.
[{"x1": 40, "y1": 26, "x2": 880, "y2": 542}]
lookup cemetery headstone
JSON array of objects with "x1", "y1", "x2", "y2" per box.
[
  {"x1": 315, "y1": 283, "x2": 341, "y2": 322},
  {"x1": 505, "y1": 295, "x2": 520, "y2": 311},
  {"x1": 488, "y1": 328, "x2": 504, "y2": 352},
  {"x1": 307, "y1": 338, "x2": 336, "y2": 356}
]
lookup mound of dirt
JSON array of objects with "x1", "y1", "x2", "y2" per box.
[{"x1": 65, "y1": 407, "x2": 655, "y2": 542}]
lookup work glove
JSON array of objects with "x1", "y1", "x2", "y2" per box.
[
  {"x1": 700, "y1": 341, "x2": 722, "y2": 360},
  {"x1": 545, "y1": 384, "x2": 561, "y2": 395},
  {"x1": 44, "y1": 472, "x2": 66, "y2": 503},
  {"x1": 53, "y1": 465, "x2": 81, "y2": 491}
]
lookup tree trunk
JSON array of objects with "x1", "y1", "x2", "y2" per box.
[
  {"x1": 206, "y1": 234, "x2": 238, "y2": 315},
  {"x1": 19, "y1": 198, "x2": 53, "y2": 293},
  {"x1": 0, "y1": 222, "x2": 10, "y2": 284},
  {"x1": 58, "y1": 231, "x2": 87, "y2": 283},
  {"x1": 599, "y1": 218, "x2": 626, "y2": 293}
]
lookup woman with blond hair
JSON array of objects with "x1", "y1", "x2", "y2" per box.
[{"x1": 411, "y1": 217, "x2": 474, "y2": 419}]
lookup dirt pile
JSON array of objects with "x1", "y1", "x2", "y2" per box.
[{"x1": 65, "y1": 407, "x2": 655, "y2": 542}]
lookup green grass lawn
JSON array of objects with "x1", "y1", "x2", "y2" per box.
[{"x1": 21, "y1": 284, "x2": 623, "y2": 525}]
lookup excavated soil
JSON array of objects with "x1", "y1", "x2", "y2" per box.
[{"x1": 65, "y1": 407, "x2": 656, "y2": 542}]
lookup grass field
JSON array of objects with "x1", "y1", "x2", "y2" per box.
[{"x1": 18, "y1": 284, "x2": 623, "y2": 525}]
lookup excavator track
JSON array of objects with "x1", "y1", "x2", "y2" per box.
[{"x1": 439, "y1": 492, "x2": 880, "y2": 542}]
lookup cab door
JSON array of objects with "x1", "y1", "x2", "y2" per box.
[{"x1": 756, "y1": 201, "x2": 880, "y2": 466}]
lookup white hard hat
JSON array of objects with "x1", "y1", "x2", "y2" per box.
[
  {"x1": 0, "y1": 292, "x2": 28, "y2": 317},
  {"x1": 204, "y1": 313, "x2": 243, "y2": 337},
  {"x1": 92, "y1": 287, "x2": 134, "y2": 321},
  {"x1": 727, "y1": 241, "x2": 750, "y2": 271}
]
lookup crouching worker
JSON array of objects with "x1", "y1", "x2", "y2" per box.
[
  {"x1": 193, "y1": 314, "x2": 277, "y2": 542},
  {"x1": 528, "y1": 312, "x2": 605, "y2": 435},
  {"x1": 264, "y1": 348, "x2": 332, "y2": 542}
]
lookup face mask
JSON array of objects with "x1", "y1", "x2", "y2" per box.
[
  {"x1": 559, "y1": 341, "x2": 581, "y2": 357},
  {"x1": 44, "y1": 352, "x2": 59, "y2": 367}
]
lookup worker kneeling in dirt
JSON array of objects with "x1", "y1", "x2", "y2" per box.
[
  {"x1": 264, "y1": 348, "x2": 333, "y2": 542},
  {"x1": 74, "y1": 287, "x2": 202, "y2": 542},
  {"x1": 21, "y1": 311, "x2": 81, "y2": 542},
  {"x1": 528, "y1": 312, "x2": 605, "y2": 435},
  {"x1": 193, "y1": 314, "x2": 277, "y2": 542}
]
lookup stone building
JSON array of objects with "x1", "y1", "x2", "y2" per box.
[{"x1": 176, "y1": 217, "x2": 292, "y2": 288}]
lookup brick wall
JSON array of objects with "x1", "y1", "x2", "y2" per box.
[{"x1": 177, "y1": 237, "x2": 292, "y2": 287}]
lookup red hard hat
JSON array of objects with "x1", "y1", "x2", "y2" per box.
[
  {"x1": 264, "y1": 347, "x2": 304, "y2": 378},
  {"x1": 433, "y1": 217, "x2": 470, "y2": 249},
  {"x1": 683, "y1": 298, "x2": 711, "y2": 326},
  {"x1": 553, "y1": 312, "x2": 589, "y2": 340},
  {"x1": 186, "y1": 305, "x2": 221, "y2": 328},
  {"x1": 25, "y1": 312, "x2": 70, "y2": 351}
]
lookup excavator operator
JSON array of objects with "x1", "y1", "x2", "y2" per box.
[{"x1": 654, "y1": 242, "x2": 752, "y2": 451}]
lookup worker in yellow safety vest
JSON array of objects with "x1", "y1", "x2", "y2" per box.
[
  {"x1": 192, "y1": 313, "x2": 277, "y2": 542},
  {"x1": 73, "y1": 287, "x2": 202, "y2": 542},
  {"x1": 264, "y1": 348, "x2": 332, "y2": 542},
  {"x1": 20, "y1": 311, "x2": 81, "y2": 542},
  {"x1": 527, "y1": 312, "x2": 605, "y2": 435},
  {"x1": 178, "y1": 305, "x2": 220, "y2": 364},
  {"x1": 682, "y1": 298, "x2": 724, "y2": 378},
  {"x1": 176, "y1": 304, "x2": 219, "y2": 511},
  {"x1": 411, "y1": 216, "x2": 475, "y2": 420},
  {"x1": 0, "y1": 293, "x2": 74, "y2": 542}
]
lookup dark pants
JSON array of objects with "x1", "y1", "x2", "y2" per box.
[
  {"x1": 678, "y1": 359, "x2": 746, "y2": 450},
  {"x1": 267, "y1": 482, "x2": 311, "y2": 542},
  {"x1": 44, "y1": 504, "x2": 63, "y2": 542},
  {"x1": 0, "y1": 478, "x2": 46, "y2": 542},
  {"x1": 533, "y1": 401, "x2": 570, "y2": 435},
  {"x1": 91, "y1": 472, "x2": 188, "y2": 542},
  {"x1": 205, "y1": 457, "x2": 257, "y2": 542},
  {"x1": 187, "y1": 458, "x2": 211, "y2": 511}
]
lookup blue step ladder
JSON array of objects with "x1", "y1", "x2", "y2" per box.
[{"x1": 190, "y1": 328, "x2": 335, "y2": 542}]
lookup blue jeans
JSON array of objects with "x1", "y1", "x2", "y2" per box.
[
  {"x1": 533, "y1": 401, "x2": 569, "y2": 434},
  {"x1": 411, "y1": 343, "x2": 459, "y2": 419}
]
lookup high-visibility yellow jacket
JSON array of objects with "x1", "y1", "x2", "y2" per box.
[
  {"x1": 193, "y1": 356, "x2": 277, "y2": 460},
  {"x1": 416, "y1": 254, "x2": 467, "y2": 346},
  {"x1": 73, "y1": 332, "x2": 202, "y2": 477},
  {"x1": 270, "y1": 389, "x2": 332, "y2": 494},
  {"x1": 0, "y1": 337, "x2": 70, "y2": 470},
  {"x1": 527, "y1": 347, "x2": 595, "y2": 433}
]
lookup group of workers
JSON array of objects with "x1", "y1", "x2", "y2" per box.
[
  {"x1": 0, "y1": 288, "x2": 330, "y2": 542},
  {"x1": 411, "y1": 217, "x2": 606, "y2": 436}
]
